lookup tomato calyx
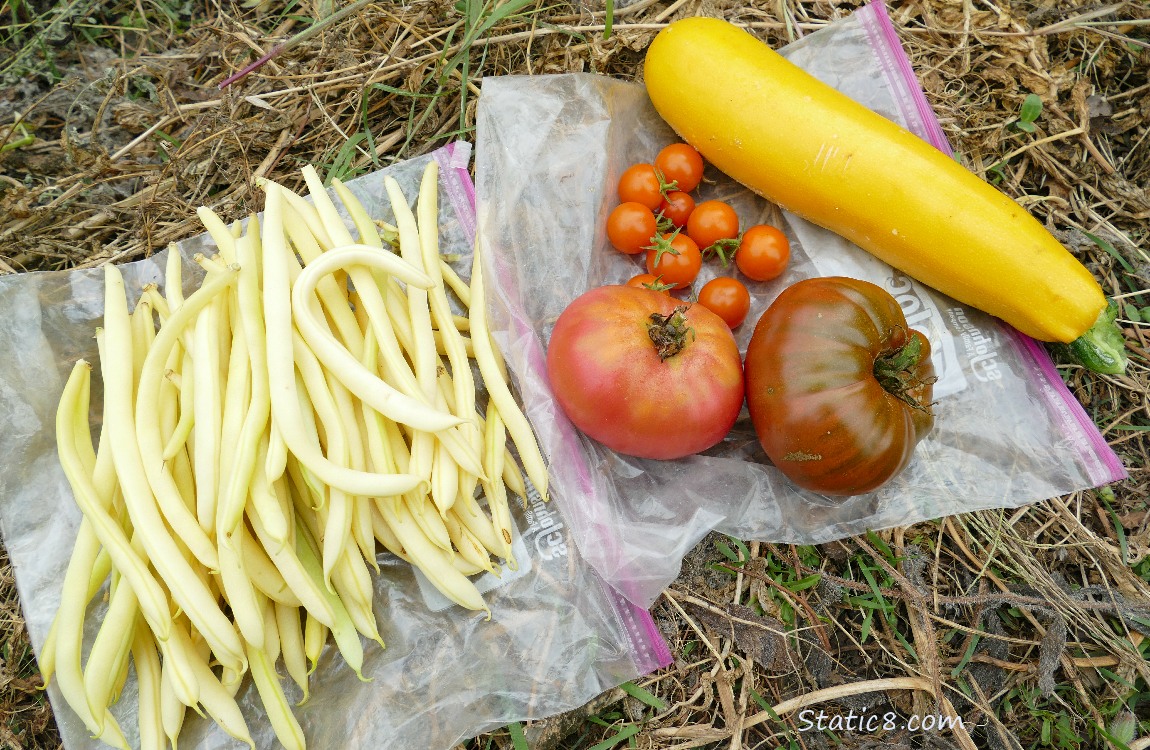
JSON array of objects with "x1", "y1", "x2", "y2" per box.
[
  {"x1": 701, "y1": 236, "x2": 741, "y2": 267},
  {"x1": 646, "y1": 305, "x2": 695, "y2": 361},
  {"x1": 652, "y1": 165, "x2": 680, "y2": 200},
  {"x1": 645, "y1": 230, "x2": 682, "y2": 267},
  {"x1": 655, "y1": 212, "x2": 677, "y2": 235},
  {"x1": 643, "y1": 275, "x2": 677, "y2": 293},
  {"x1": 872, "y1": 332, "x2": 935, "y2": 413}
]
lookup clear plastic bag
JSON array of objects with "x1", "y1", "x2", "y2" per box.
[
  {"x1": 473, "y1": 1, "x2": 1127, "y2": 610},
  {"x1": 0, "y1": 143, "x2": 671, "y2": 750}
]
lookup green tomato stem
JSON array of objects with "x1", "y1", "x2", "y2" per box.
[
  {"x1": 873, "y1": 332, "x2": 932, "y2": 413},
  {"x1": 702, "y1": 237, "x2": 740, "y2": 267},
  {"x1": 645, "y1": 230, "x2": 682, "y2": 267},
  {"x1": 874, "y1": 332, "x2": 921, "y2": 380}
]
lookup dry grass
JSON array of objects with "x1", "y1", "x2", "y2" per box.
[{"x1": 1, "y1": 0, "x2": 1148, "y2": 748}]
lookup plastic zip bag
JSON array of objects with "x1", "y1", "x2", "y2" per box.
[
  {"x1": 473, "y1": 1, "x2": 1127, "y2": 610},
  {"x1": 0, "y1": 142, "x2": 671, "y2": 750}
]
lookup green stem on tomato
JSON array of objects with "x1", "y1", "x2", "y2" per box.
[
  {"x1": 652, "y1": 165, "x2": 679, "y2": 199},
  {"x1": 642, "y1": 275, "x2": 677, "y2": 293},
  {"x1": 873, "y1": 332, "x2": 932, "y2": 413},
  {"x1": 645, "y1": 230, "x2": 682, "y2": 267},
  {"x1": 702, "y1": 236, "x2": 740, "y2": 267}
]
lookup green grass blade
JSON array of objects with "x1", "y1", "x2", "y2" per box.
[
  {"x1": 951, "y1": 632, "x2": 981, "y2": 677},
  {"x1": 619, "y1": 680, "x2": 665, "y2": 710},
  {"x1": 442, "y1": 0, "x2": 535, "y2": 80},
  {"x1": 478, "y1": 0, "x2": 536, "y2": 33},
  {"x1": 506, "y1": 721, "x2": 529, "y2": 750},
  {"x1": 864, "y1": 529, "x2": 897, "y2": 563},
  {"x1": 713, "y1": 538, "x2": 740, "y2": 563},
  {"x1": 785, "y1": 573, "x2": 822, "y2": 592},
  {"x1": 1083, "y1": 231, "x2": 1134, "y2": 273},
  {"x1": 587, "y1": 723, "x2": 641, "y2": 750}
]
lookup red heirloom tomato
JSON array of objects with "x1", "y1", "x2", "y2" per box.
[
  {"x1": 546, "y1": 286, "x2": 745, "y2": 460},
  {"x1": 743, "y1": 277, "x2": 936, "y2": 496}
]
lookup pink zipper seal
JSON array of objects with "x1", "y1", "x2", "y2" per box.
[{"x1": 858, "y1": 1, "x2": 953, "y2": 154}]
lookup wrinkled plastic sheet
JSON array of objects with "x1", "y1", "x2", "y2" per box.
[
  {"x1": 0, "y1": 143, "x2": 671, "y2": 750},
  {"x1": 474, "y1": 1, "x2": 1127, "y2": 609}
]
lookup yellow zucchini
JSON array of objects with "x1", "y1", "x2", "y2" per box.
[{"x1": 643, "y1": 17, "x2": 1107, "y2": 347}]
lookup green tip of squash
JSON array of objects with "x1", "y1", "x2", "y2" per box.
[{"x1": 1054, "y1": 300, "x2": 1128, "y2": 375}]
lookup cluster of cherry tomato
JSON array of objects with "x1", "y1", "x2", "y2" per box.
[{"x1": 605, "y1": 142, "x2": 791, "y2": 329}]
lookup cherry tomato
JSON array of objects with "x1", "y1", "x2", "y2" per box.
[
  {"x1": 626, "y1": 273, "x2": 674, "y2": 294},
  {"x1": 617, "y1": 163, "x2": 664, "y2": 210},
  {"x1": 606, "y1": 202, "x2": 658, "y2": 255},
  {"x1": 546, "y1": 285, "x2": 744, "y2": 460},
  {"x1": 697, "y1": 277, "x2": 751, "y2": 329},
  {"x1": 645, "y1": 232, "x2": 702, "y2": 290},
  {"x1": 735, "y1": 224, "x2": 791, "y2": 281},
  {"x1": 658, "y1": 190, "x2": 696, "y2": 228},
  {"x1": 654, "y1": 143, "x2": 705, "y2": 193},
  {"x1": 744, "y1": 277, "x2": 935, "y2": 496},
  {"x1": 686, "y1": 200, "x2": 740, "y2": 251}
]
